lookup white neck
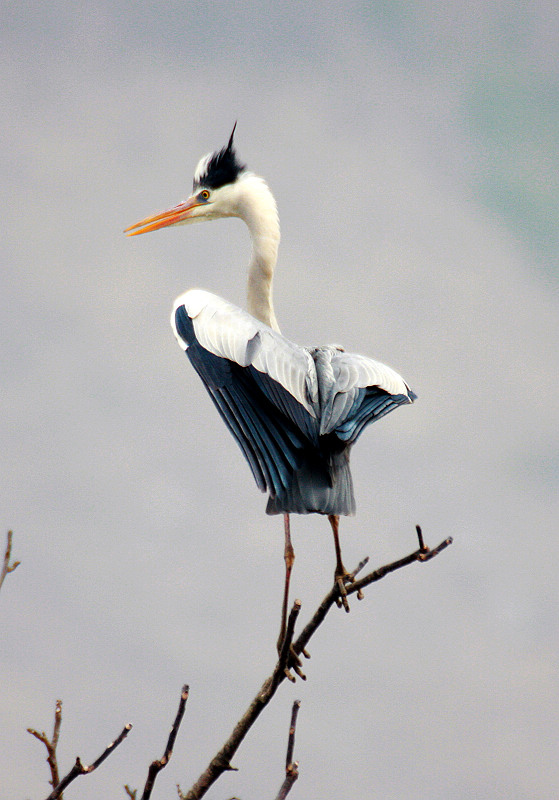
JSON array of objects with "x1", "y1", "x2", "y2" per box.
[{"x1": 235, "y1": 174, "x2": 281, "y2": 332}]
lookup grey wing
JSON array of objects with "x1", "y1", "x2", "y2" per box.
[
  {"x1": 171, "y1": 290, "x2": 320, "y2": 499},
  {"x1": 313, "y1": 346, "x2": 416, "y2": 443}
]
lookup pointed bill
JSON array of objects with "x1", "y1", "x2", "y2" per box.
[{"x1": 124, "y1": 196, "x2": 202, "y2": 236}]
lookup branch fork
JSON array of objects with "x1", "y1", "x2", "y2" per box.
[{"x1": 0, "y1": 530, "x2": 20, "y2": 592}]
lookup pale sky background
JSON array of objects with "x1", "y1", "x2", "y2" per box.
[{"x1": 2, "y1": 2, "x2": 559, "y2": 799}]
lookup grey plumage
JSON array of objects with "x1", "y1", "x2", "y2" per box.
[{"x1": 172, "y1": 291, "x2": 415, "y2": 516}]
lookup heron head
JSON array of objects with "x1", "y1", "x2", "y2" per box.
[{"x1": 125, "y1": 124, "x2": 248, "y2": 236}]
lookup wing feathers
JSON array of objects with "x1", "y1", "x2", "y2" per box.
[
  {"x1": 313, "y1": 346, "x2": 415, "y2": 438},
  {"x1": 172, "y1": 290, "x2": 317, "y2": 414},
  {"x1": 172, "y1": 292, "x2": 416, "y2": 514},
  {"x1": 178, "y1": 299, "x2": 313, "y2": 500},
  {"x1": 205, "y1": 384, "x2": 268, "y2": 491}
]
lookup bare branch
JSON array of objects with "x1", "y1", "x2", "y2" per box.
[
  {"x1": 352, "y1": 529, "x2": 453, "y2": 592},
  {"x1": 274, "y1": 700, "x2": 301, "y2": 800},
  {"x1": 138, "y1": 685, "x2": 189, "y2": 800},
  {"x1": 284, "y1": 700, "x2": 301, "y2": 772},
  {"x1": 415, "y1": 523, "x2": 427, "y2": 552},
  {"x1": 179, "y1": 527, "x2": 451, "y2": 800},
  {"x1": 43, "y1": 723, "x2": 132, "y2": 800},
  {"x1": 29, "y1": 699, "x2": 133, "y2": 800},
  {"x1": 27, "y1": 700, "x2": 63, "y2": 793},
  {"x1": 0, "y1": 530, "x2": 20, "y2": 592},
  {"x1": 293, "y1": 529, "x2": 452, "y2": 658},
  {"x1": 275, "y1": 761, "x2": 299, "y2": 800}
]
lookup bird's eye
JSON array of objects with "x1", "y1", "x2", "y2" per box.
[{"x1": 199, "y1": 189, "x2": 210, "y2": 201}]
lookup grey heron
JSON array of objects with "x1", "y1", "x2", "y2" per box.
[{"x1": 126, "y1": 126, "x2": 416, "y2": 647}]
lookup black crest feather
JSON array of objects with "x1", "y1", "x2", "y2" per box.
[{"x1": 193, "y1": 123, "x2": 246, "y2": 191}]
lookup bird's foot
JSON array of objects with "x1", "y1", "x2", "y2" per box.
[
  {"x1": 277, "y1": 634, "x2": 310, "y2": 682},
  {"x1": 285, "y1": 645, "x2": 307, "y2": 682},
  {"x1": 334, "y1": 556, "x2": 369, "y2": 612},
  {"x1": 335, "y1": 569, "x2": 353, "y2": 613}
]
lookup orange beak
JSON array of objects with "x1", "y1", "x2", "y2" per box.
[{"x1": 124, "y1": 196, "x2": 203, "y2": 236}]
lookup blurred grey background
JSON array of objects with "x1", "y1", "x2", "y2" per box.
[{"x1": 2, "y1": 2, "x2": 558, "y2": 798}]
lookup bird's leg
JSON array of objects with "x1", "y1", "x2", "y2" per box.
[
  {"x1": 277, "y1": 513, "x2": 295, "y2": 652},
  {"x1": 329, "y1": 513, "x2": 348, "y2": 576},
  {"x1": 328, "y1": 514, "x2": 353, "y2": 612},
  {"x1": 277, "y1": 514, "x2": 308, "y2": 678}
]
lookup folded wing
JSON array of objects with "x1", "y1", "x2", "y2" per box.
[
  {"x1": 311, "y1": 346, "x2": 416, "y2": 442},
  {"x1": 171, "y1": 290, "x2": 321, "y2": 501}
]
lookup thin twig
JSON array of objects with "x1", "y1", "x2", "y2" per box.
[
  {"x1": 28, "y1": 700, "x2": 63, "y2": 793},
  {"x1": 179, "y1": 527, "x2": 451, "y2": 800},
  {"x1": 275, "y1": 761, "x2": 299, "y2": 800},
  {"x1": 285, "y1": 700, "x2": 300, "y2": 772},
  {"x1": 274, "y1": 701, "x2": 301, "y2": 800},
  {"x1": 0, "y1": 530, "x2": 20, "y2": 592},
  {"x1": 350, "y1": 529, "x2": 453, "y2": 594},
  {"x1": 139, "y1": 685, "x2": 189, "y2": 800},
  {"x1": 415, "y1": 524, "x2": 427, "y2": 552},
  {"x1": 293, "y1": 529, "x2": 452, "y2": 658},
  {"x1": 41, "y1": 723, "x2": 132, "y2": 800}
]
